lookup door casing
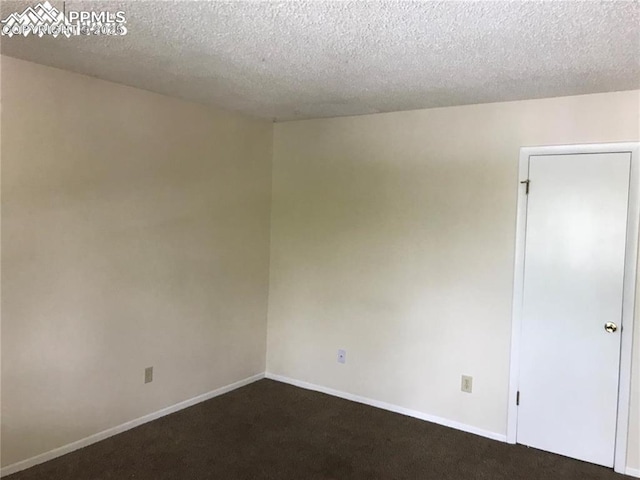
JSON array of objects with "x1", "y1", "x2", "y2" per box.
[{"x1": 507, "y1": 142, "x2": 640, "y2": 475}]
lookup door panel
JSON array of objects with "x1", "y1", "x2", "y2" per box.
[{"x1": 517, "y1": 152, "x2": 631, "y2": 467}]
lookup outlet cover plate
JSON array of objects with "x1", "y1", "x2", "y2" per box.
[
  {"x1": 337, "y1": 349, "x2": 346, "y2": 364},
  {"x1": 461, "y1": 375, "x2": 473, "y2": 393}
]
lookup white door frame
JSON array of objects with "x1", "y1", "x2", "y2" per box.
[{"x1": 507, "y1": 142, "x2": 640, "y2": 475}]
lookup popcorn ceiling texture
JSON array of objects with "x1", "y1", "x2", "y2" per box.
[{"x1": 1, "y1": 0, "x2": 639, "y2": 121}]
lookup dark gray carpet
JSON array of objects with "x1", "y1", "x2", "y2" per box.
[{"x1": 6, "y1": 379, "x2": 631, "y2": 479}]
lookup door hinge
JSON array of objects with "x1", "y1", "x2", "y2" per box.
[
  {"x1": 520, "y1": 179, "x2": 530, "y2": 195},
  {"x1": 516, "y1": 391, "x2": 520, "y2": 406}
]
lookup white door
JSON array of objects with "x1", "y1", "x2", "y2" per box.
[{"x1": 517, "y1": 152, "x2": 631, "y2": 467}]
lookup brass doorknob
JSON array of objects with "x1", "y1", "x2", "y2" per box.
[{"x1": 604, "y1": 322, "x2": 618, "y2": 333}]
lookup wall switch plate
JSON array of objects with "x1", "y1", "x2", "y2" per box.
[
  {"x1": 145, "y1": 366, "x2": 153, "y2": 384},
  {"x1": 337, "y1": 349, "x2": 346, "y2": 364},
  {"x1": 461, "y1": 375, "x2": 472, "y2": 393}
]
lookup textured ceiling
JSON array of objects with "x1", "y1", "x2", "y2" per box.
[{"x1": 1, "y1": 1, "x2": 639, "y2": 121}]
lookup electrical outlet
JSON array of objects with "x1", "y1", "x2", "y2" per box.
[
  {"x1": 337, "y1": 349, "x2": 346, "y2": 364},
  {"x1": 145, "y1": 366, "x2": 153, "y2": 384},
  {"x1": 461, "y1": 375, "x2": 472, "y2": 393}
]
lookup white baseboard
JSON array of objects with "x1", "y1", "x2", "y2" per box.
[
  {"x1": 265, "y1": 372, "x2": 506, "y2": 443},
  {"x1": 626, "y1": 467, "x2": 640, "y2": 478},
  {"x1": 0, "y1": 373, "x2": 265, "y2": 478}
]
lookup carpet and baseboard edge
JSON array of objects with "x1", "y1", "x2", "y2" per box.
[
  {"x1": 264, "y1": 374, "x2": 640, "y2": 478},
  {"x1": 3, "y1": 373, "x2": 638, "y2": 478},
  {"x1": 0, "y1": 373, "x2": 265, "y2": 477},
  {"x1": 265, "y1": 372, "x2": 507, "y2": 442},
  {"x1": 626, "y1": 468, "x2": 640, "y2": 478}
]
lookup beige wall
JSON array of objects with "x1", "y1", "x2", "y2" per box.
[
  {"x1": 0, "y1": 56, "x2": 273, "y2": 467},
  {"x1": 267, "y1": 90, "x2": 640, "y2": 470}
]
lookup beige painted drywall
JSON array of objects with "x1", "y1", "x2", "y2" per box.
[
  {"x1": 0, "y1": 56, "x2": 273, "y2": 467},
  {"x1": 267, "y1": 90, "x2": 640, "y2": 471}
]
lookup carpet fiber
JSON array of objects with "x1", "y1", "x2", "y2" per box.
[{"x1": 6, "y1": 379, "x2": 632, "y2": 479}]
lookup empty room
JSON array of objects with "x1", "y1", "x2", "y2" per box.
[{"x1": 1, "y1": 1, "x2": 639, "y2": 478}]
